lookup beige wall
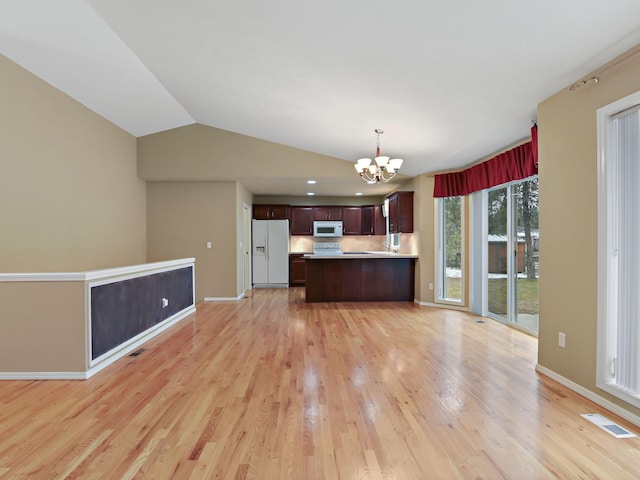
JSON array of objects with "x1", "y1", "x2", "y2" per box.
[
  {"x1": 137, "y1": 123, "x2": 359, "y2": 181},
  {"x1": 146, "y1": 181, "x2": 239, "y2": 301},
  {"x1": 538, "y1": 45, "x2": 640, "y2": 417},
  {"x1": 0, "y1": 55, "x2": 146, "y2": 272},
  {"x1": 0, "y1": 281, "x2": 86, "y2": 372},
  {"x1": 412, "y1": 175, "x2": 435, "y2": 303}
]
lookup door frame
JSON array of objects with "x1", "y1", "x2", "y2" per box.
[{"x1": 242, "y1": 203, "x2": 252, "y2": 296}]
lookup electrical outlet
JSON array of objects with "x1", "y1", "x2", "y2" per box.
[
  {"x1": 162, "y1": 297, "x2": 169, "y2": 308},
  {"x1": 207, "y1": 242, "x2": 212, "y2": 249},
  {"x1": 558, "y1": 332, "x2": 566, "y2": 348},
  {"x1": 429, "y1": 282, "x2": 434, "y2": 290}
]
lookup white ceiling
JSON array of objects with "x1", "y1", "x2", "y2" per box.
[{"x1": 3, "y1": 0, "x2": 640, "y2": 196}]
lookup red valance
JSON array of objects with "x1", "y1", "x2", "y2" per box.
[{"x1": 433, "y1": 125, "x2": 538, "y2": 198}]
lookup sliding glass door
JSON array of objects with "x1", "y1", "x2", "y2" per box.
[{"x1": 485, "y1": 179, "x2": 539, "y2": 333}]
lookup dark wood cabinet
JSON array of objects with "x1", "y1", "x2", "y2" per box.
[
  {"x1": 361, "y1": 205, "x2": 386, "y2": 235},
  {"x1": 342, "y1": 207, "x2": 362, "y2": 235},
  {"x1": 290, "y1": 207, "x2": 314, "y2": 235},
  {"x1": 257, "y1": 203, "x2": 386, "y2": 236},
  {"x1": 314, "y1": 207, "x2": 342, "y2": 221},
  {"x1": 305, "y1": 257, "x2": 415, "y2": 302},
  {"x1": 387, "y1": 191, "x2": 414, "y2": 233},
  {"x1": 252, "y1": 204, "x2": 289, "y2": 220},
  {"x1": 289, "y1": 254, "x2": 306, "y2": 286}
]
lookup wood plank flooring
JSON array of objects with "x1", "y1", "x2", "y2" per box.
[{"x1": 1, "y1": 288, "x2": 639, "y2": 479}]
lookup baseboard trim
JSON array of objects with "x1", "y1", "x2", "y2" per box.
[
  {"x1": 415, "y1": 299, "x2": 470, "y2": 312},
  {"x1": 204, "y1": 294, "x2": 246, "y2": 301},
  {"x1": 535, "y1": 364, "x2": 640, "y2": 428},
  {"x1": 0, "y1": 371, "x2": 88, "y2": 380}
]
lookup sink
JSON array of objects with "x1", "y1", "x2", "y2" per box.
[{"x1": 342, "y1": 251, "x2": 370, "y2": 255}]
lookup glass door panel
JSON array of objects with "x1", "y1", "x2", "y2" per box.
[
  {"x1": 487, "y1": 187, "x2": 508, "y2": 320},
  {"x1": 513, "y1": 178, "x2": 539, "y2": 333}
]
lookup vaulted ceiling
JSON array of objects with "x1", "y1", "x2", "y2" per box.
[{"x1": 3, "y1": 0, "x2": 640, "y2": 196}]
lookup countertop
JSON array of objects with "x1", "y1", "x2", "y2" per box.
[{"x1": 303, "y1": 251, "x2": 418, "y2": 259}]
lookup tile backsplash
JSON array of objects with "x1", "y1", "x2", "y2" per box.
[{"x1": 290, "y1": 233, "x2": 418, "y2": 255}]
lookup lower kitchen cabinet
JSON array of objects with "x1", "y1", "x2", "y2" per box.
[{"x1": 289, "y1": 254, "x2": 307, "y2": 286}]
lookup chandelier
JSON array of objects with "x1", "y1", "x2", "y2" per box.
[{"x1": 354, "y1": 129, "x2": 403, "y2": 183}]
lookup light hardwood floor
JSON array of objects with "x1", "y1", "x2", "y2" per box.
[{"x1": 1, "y1": 288, "x2": 639, "y2": 479}]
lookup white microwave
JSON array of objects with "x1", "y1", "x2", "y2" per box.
[{"x1": 313, "y1": 221, "x2": 343, "y2": 237}]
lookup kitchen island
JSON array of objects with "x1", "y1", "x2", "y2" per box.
[{"x1": 303, "y1": 252, "x2": 417, "y2": 302}]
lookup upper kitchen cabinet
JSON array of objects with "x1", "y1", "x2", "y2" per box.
[
  {"x1": 342, "y1": 207, "x2": 362, "y2": 235},
  {"x1": 387, "y1": 192, "x2": 414, "y2": 233},
  {"x1": 361, "y1": 205, "x2": 386, "y2": 235},
  {"x1": 314, "y1": 207, "x2": 343, "y2": 221},
  {"x1": 290, "y1": 207, "x2": 314, "y2": 235},
  {"x1": 253, "y1": 204, "x2": 289, "y2": 220}
]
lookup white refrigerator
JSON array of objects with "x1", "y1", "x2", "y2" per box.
[{"x1": 252, "y1": 219, "x2": 290, "y2": 287}]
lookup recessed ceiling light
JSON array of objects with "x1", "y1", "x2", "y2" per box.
[
  {"x1": 307, "y1": 180, "x2": 317, "y2": 184},
  {"x1": 355, "y1": 192, "x2": 363, "y2": 196},
  {"x1": 367, "y1": 180, "x2": 376, "y2": 185},
  {"x1": 307, "y1": 192, "x2": 315, "y2": 196}
]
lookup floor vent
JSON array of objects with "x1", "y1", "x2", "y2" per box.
[
  {"x1": 128, "y1": 349, "x2": 147, "y2": 357},
  {"x1": 581, "y1": 413, "x2": 637, "y2": 438}
]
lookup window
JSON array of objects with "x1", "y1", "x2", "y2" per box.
[
  {"x1": 437, "y1": 196, "x2": 463, "y2": 303},
  {"x1": 597, "y1": 90, "x2": 640, "y2": 407}
]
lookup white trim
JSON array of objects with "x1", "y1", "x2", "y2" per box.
[
  {"x1": 415, "y1": 299, "x2": 470, "y2": 312},
  {"x1": 85, "y1": 258, "x2": 195, "y2": 281},
  {"x1": 434, "y1": 199, "x2": 442, "y2": 299},
  {"x1": 536, "y1": 364, "x2": 640, "y2": 428},
  {"x1": 0, "y1": 372, "x2": 88, "y2": 380},
  {"x1": 596, "y1": 99, "x2": 612, "y2": 398},
  {"x1": 204, "y1": 294, "x2": 247, "y2": 301},
  {"x1": 0, "y1": 306, "x2": 197, "y2": 381},
  {"x1": 0, "y1": 258, "x2": 195, "y2": 283},
  {"x1": 469, "y1": 191, "x2": 485, "y2": 315},
  {"x1": 0, "y1": 272, "x2": 87, "y2": 282},
  {"x1": 0, "y1": 258, "x2": 196, "y2": 380},
  {"x1": 596, "y1": 91, "x2": 640, "y2": 408},
  {"x1": 86, "y1": 259, "x2": 196, "y2": 363},
  {"x1": 88, "y1": 264, "x2": 191, "y2": 288},
  {"x1": 86, "y1": 305, "x2": 195, "y2": 378},
  {"x1": 435, "y1": 298, "x2": 465, "y2": 308},
  {"x1": 435, "y1": 197, "x2": 465, "y2": 305}
]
